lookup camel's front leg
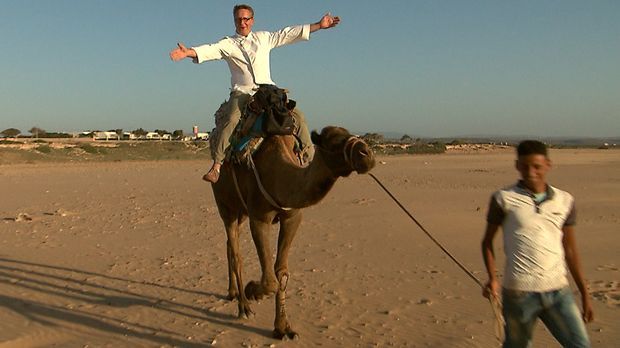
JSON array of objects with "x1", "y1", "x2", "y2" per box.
[
  {"x1": 223, "y1": 219, "x2": 254, "y2": 318},
  {"x1": 273, "y1": 210, "x2": 302, "y2": 340},
  {"x1": 245, "y1": 218, "x2": 278, "y2": 301},
  {"x1": 226, "y1": 235, "x2": 238, "y2": 300}
]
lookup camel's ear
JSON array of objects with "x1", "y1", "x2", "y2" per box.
[
  {"x1": 286, "y1": 99, "x2": 296, "y2": 110},
  {"x1": 311, "y1": 130, "x2": 321, "y2": 145}
]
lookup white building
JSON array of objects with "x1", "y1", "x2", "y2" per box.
[
  {"x1": 146, "y1": 132, "x2": 161, "y2": 140},
  {"x1": 93, "y1": 131, "x2": 120, "y2": 140},
  {"x1": 196, "y1": 132, "x2": 209, "y2": 140}
]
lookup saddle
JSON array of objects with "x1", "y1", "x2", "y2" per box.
[{"x1": 228, "y1": 85, "x2": 301, "y2": 166}]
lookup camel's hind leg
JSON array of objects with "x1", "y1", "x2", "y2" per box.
[
  {"x1": 223, "y1": 216, "x2": 254, "y2": 318},
  {"x1": 272, "y1": 210, "x2": 301, "y2": 340}
]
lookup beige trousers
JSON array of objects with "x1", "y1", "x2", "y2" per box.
[{"x1": 210, "y1": 91, "x2": 314, "y2": 163}]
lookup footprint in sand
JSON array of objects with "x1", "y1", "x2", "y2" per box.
[
  {"x1": 589, "y1": 279, "x2": 620, "y2": 307},
  {"x1": 352, "y1": 198, "x2": 376, "y2": 205},
  {"x1": 3, "y1": 213, "x2": 34, "y2": 222}
]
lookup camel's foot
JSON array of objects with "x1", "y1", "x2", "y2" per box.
[
  {"x1": 245, "y1": 280, "x2": 277, "y2": 301},
  {"x1": 237, "y1": 300, "x2": 255, "y2": 319},
  {"x1": 227, "y1": 287, "x2": 238, "y2": 301},
  {"x1": 272, "y1": 324, "x2": 298, "y2": 340}
]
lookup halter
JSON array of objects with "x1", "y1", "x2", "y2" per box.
[
  {"x1": 317, "y1": 136, "x2": 368, "y2": 172},
  {"x1": 343, "y1": 136, "x2": 368, "y2": 168}
]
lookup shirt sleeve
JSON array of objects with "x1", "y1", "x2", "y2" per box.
[
  {"x1": 486, "y1": 194, "x2": 505, "y2": 225},
  {"x1": 267, "y1": 24, "x2": 310, "y2": 49},
  {"x1": 564, "y1": 201, "x2": 577, "y2": 226},
  {"x1": 191, "y1": 38, "x2": 228, "y2": 64}
]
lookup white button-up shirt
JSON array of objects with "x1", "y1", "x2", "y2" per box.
[{"x1": 192, "y1": 24, "x2": 310, "y2": 95}]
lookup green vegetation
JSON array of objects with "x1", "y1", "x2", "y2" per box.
[
  {"x1": 1, "y1": 128, "x2": 21, "y2": 137},
  {"x1": 35, "y1": 145, "x2": 52, "y2": 153},
  {"x1": 79, "y1": 143, "x2": 99, "y2": 154},
  {"x1": 372, "y1": 142, "x2": 446, "y2": 155},
  {"x1": 0, "y1": 136, "x2": 449, "y2": 165},
  {"x1": 0, "y1": 140, "x2": 22, "y2": 145},
  {"x1": 0, "y1": 141, "x2": 212, "y2": 165}
]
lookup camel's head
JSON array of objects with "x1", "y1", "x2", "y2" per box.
[{"x1": 311, "y1": 126, "x2": 376, "y2": 177}]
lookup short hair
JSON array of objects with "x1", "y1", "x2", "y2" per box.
[
  {"x1": 517, "y1": 140, "x2": 548, "y2": 157},
  {"x1": 233, "y1": 4, "x2": 254, "y2": 17}
]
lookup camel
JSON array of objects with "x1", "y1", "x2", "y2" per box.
[{"x1": 210, "y1": 125, "x2": 376, "y2": 339}]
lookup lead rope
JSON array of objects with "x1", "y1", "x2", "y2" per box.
[
  {"x1": 230, "y1": 165, "x2": 249, "y2": 213},
  {"x1": 248, "y1": 154, "x2": 292, "y2": 211},
  {"x1": 368, "y1": 172, "x2": 505, "y2": 342}
]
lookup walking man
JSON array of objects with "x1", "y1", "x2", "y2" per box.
[{"x1": 482, "y1": 140, "x2": 594, "y2": 347}]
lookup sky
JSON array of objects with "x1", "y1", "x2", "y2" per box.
[{"x1": 1, "y1": 0, "x2": 619, "y2": 138}]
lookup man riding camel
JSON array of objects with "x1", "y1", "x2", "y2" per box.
[{"x1": 170, "y1": 4, "x2": 340, "y2": 183}]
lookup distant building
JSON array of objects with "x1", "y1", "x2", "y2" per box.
[
  {"x1": 123, "y1": 132, "x2": 138, "y2": 140},
  {"x1": 196, "y1": 132, "x2": 209, "y2": 140},
  {"x1": 93, "y1": 131, "x2": 120, "y2": 140},
  {"x1": 146, "y1": 132, "x2": 161, "y2": 140}
]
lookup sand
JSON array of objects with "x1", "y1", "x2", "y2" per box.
[{"x1": 0, "y1": 149, "x2": 618, "y2": 347}]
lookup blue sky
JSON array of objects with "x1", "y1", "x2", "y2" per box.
[{"x1": 1, "y1": 0, "x2": 619, "y2": 137}]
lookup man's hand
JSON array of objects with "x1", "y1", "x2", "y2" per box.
[
  {"x1": 169, "y1": 43, "x2": 194, "y2": 61},
  {"x1": 483, "y1": 279, "x2": 500, "y2": 299},
  {"x1": 582, "y1": 295, "x2": 594, "y2": 323},
  {"x1": 319, "y1": 12, "x2": 340, "y2": 29}
]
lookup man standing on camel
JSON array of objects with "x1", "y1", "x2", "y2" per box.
[{"x1": 170, "y1": 4, "x2": 340, "y2": 183}]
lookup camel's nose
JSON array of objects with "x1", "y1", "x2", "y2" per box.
[{"x1": 355, "y1": 148, "x2": 376, "y2": 174}]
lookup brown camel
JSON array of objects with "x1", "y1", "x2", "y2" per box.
[{"x1": 210, "y1": 125, "x2": 375, "y2": 339}]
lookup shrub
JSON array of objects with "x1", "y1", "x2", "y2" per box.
[
  {"x1": 79, "y1": 143, "x2": 98, "y2": 154},
  {"x1": 35, "y1": 145, "x2": 52, "y2": 153}
]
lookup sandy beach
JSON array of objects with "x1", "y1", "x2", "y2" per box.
[{"x1": 1, "y1": 149, "x2": 618, "y2": 347}]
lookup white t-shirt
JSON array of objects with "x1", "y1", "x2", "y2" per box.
[{"x1": 487, "y1": 182, "x2": 576, "y2": 292}]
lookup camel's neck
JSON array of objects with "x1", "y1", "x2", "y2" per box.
[{"x1": 255, "y1": 139, "x2": 338, "y2": 209}]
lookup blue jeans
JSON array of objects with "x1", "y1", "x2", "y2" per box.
[{"x1": 502, "y1": 287, "x2": 590, "y2": 348}]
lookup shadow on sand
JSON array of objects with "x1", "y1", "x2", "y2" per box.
[{"x1": 0, "y1": 257, "x2": 273, "y2": 346}]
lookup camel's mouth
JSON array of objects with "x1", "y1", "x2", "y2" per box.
[
  {"x1": 353, "y1": 147, "x2": 376, "y2": 174},
  {"x1": 346, "y1": 139, "x2": 375, "y2": 174}
]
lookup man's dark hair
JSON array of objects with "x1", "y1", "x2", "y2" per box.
[
  {"x1": 517, "y1": 140, "x2": 548, "y2": 157},
  {"x1": 233, "y1": 4, "x2": 254, "y2": 17}
]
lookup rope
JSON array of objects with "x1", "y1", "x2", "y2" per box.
[
  {"x1": 368, "y1": 172, "x2": 504, "y2": 342},
  {"x1": 230, "y1": 165, "x2": 249, "y2": 213},
  {"x1": 248, "y1": 154, "x2": 292, "y2": 211}
]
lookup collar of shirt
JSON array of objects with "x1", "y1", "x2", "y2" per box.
[
  {"x1": 233, "y1": 33, "x2": 251, "y2": 45},
  {"x1": 516, "y1": 180, "x2": 555, "y2": 201}
]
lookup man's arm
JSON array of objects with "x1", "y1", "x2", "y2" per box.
[
  {"x1": 481, "y1": 223, "x2": 501, "y2": 298},
  {"x1": 170, "y1": 43, "x2": 197, "y2": 61},
  {"x1": 562, "y1": 225, "x2": 594, "y2": 322},
  {"x1": 310, "y1": 12, "x2": 341, "y2": 33}
]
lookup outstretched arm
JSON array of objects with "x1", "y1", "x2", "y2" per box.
[
  {"x1": 310, "y1": 12, "x2": 341, "y2": 33},
  {"x1": 562, "y1": 225, "x2": 594, "y2": 323},
  {"x1": 169, "y1": 43, "x2": 197, "y2": 61}
]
